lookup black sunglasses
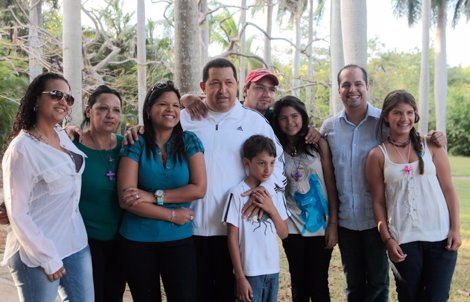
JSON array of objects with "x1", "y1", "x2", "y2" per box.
[{"x1": 42, "y1": 90, "x2": 75, "y2": 106}]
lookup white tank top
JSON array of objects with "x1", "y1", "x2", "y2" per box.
[{"x1": 378, "y1": 139, "x2": 450, "y2": 245}]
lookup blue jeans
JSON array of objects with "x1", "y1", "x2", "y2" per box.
[
  {"x1": 8, "y1": 246, "x2": 94, "y2": 302},
  {"x1": 338, "y1": 227, "x2": 389, "y2": 302},
  {"x1": 246, "y1": 273, "x2": 279, "y2": 302},
  {"x1": 392, "y1": 240, "x2": 457, "y2": 302}
]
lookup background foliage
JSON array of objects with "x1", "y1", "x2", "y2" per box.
[{"x1": 0, "y1": 1, "x2": 469, "y2": 155}]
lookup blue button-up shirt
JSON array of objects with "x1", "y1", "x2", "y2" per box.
[{"x1": 320, "y1": 104, "x2": 382, "y2": 231}]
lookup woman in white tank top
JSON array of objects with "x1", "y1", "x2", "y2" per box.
[{"x1": 365, "y1": 90, "x2": 461, "y2": 301}]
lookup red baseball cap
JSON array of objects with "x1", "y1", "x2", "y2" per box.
[{"x1": 244, "y1": 68, "x2": 279, "y2": 88}]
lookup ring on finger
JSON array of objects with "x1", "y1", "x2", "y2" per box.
[{"x1": 190, "y1": 215, "x2": 194, "y2": 221}]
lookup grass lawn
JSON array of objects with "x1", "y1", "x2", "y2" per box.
[
  {"x1": 279, "y1": 155, "x2": 470, "y2": 301},
  {"x1": 449, "y1": 156, "x2": 470, "y2": 177},
  {"x1": 0, "y1": 156, "x2": 469, "y2": 301}
]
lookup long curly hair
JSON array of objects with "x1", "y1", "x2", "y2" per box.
[
  {"x1": 4, "y1": 72, "x2": 70, "y2": 150},
  {"x1": 272, "y1": 95, "x2": 321, "y2": 158},
  {"x1": 377, "y1": 89, "x2": 424, "y2": 174},
  {"x1": 142, "y1": 80, "x2": 184, "y2": 163}
]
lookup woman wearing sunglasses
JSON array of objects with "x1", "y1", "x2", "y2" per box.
[
  {"x1": 73, "y1": 85, "x2": 126, "y2": 302},
  {"x1": 117, "y1": 80, "x2": 206, "y2": 301},
  {"x1": 1, "y1": 72, "x2": 93, "y2": 301}
]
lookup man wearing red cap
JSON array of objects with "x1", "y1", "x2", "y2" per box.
[
  {"x1": 181, "y1": 67, "x2": 279, "y2": 123},
  {"x1": 242, "y1": 67, "x2": 279, "y2": 121},
  {"x1": 181, "y1": 67, "x2": 320, "y2": 143}
]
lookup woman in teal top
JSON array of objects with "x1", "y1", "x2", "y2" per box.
[
  {"x1": 74, "y1": 85, "x2": 126, "y2": 302},
  {"x1": 117, "y1": 80, "x2": 207, "y2": 302}
]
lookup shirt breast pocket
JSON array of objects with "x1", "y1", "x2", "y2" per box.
[{"x1": 42, "y1": 168, "x2": 73, "y2": 196}]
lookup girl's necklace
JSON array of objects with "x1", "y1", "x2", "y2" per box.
[
  {"x1": 29, "y1": 128, "x2": 60, "y2": 148},
  {"x1": 294, "y1": 157, "x2": 302, "y2": 181},
  {"x1": 288, "y1": 147, "x2": 302, "y2": 182},
  {"x1": 387, "y1": 136, "x2": 410, "y2": 148},
  {"x1": 89, "y1": 132, "x2": 116, "y2": 181},
  {"x1": 391, "y1": 141, "x2": 413, "y2": 175}
]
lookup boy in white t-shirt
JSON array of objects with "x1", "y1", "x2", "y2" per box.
[{"x1": 222, "y1": 135, "x2": 289, "y2": 302}]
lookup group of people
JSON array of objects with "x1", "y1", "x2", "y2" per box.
[{"x1": 0, "y1": 57, "x2": 461, "y2": 302}]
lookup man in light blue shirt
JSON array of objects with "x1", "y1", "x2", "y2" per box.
[
  {"x1": 320, "y1": 64, "x2": 389, "y2": 301},
  {"x1": 321, "y1": 65, "x2": 445, "y2": 301}
]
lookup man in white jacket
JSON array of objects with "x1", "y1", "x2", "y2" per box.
[{"x1": 180, "y1": 58, "x2": 286, "y2": 302}]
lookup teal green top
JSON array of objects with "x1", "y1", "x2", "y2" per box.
[
  {"x1": 75, "y1": 135, "x2": 123, "y2": 241},
  {"x1": 118, "y1": 131, "x2": 204, "y2": 242}
]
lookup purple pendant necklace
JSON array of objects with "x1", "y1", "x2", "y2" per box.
[
  {"x1": 290, "y1": 146, "x2": 303, "y2": 182},
  {"x1": 89, "y1": 132, "x2": 116, "y2": 181}
]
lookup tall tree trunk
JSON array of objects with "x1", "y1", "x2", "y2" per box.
[
  {"x1": 434, "y1": 0, "x2": 447, "y2": 134},
  {"x1": 330, "y1": 0, "x2": 344, "y2": 114},
  {"x1": 306, "y1": 0, "x2": 314, "y2": 116},
  {"x1": 29, "y1": 0, "x2": 42, "y2": 81},
  {"x1": 239, "y1": 0, "x2": 247, "y2": 98},
  {"x1": 419, "y1": 0, "x2": 430, "y2": 134},
  {"x1": 199, "y1": 0, "x2": 209, "y2": 65},
  {"x1": 264, "y1": 0, "x2": 273, "y2": 70},
  {"x1": 63, "y1": 0, "x2": 82, "y2": 124},
  {"x1": 137, "y1": 0, "x2": 146, "y2": 125},
  {"x1": 174, "y1": 0, "x2": 201, "y2": 94},
  {"x1": 292, "y1": 2, "x2": 302, "y2": 97},
  {"x1": 341, "y1": 0, "x2": 367, "y2": 69}
]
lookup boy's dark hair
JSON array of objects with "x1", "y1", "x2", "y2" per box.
[
  {"x1": 202, "y1": 58, "x2": 238, "y2": 82},
  {"x1": 242, "y1": 135, "x2": 276, "y2": 160}
]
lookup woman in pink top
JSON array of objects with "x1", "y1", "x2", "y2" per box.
[{"x1": 366, "y1": 90, "x2": 461, "y2": 301}]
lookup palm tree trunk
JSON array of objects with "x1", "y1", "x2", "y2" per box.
[
  {"x1": 137, "y1": 0, "x2": 146, "y2": 125},
  {"x1": 239, "y1": 0, "x2": 247, "y2": 98},
  {"x1": 306, "y1": 0, "x2": 314, "y2": 117},
  {"x1": 341, "y1": 0, "x2": 367, "y2": 69},
  {"x1": 29, "y1": 0, "x2": 42, "y2": 81},
  {"x1": 292, "y1": 2, "x2": 302, "y2": 97},
  {"x1": 174, "y1": 0, "x2": 201, "y2": 94},
  {"x1": 63, "y1": 0, "x2": 83, "y2": 124},
  {"x1": 264, "y1": 0, "x2": 273, "y2": 70},
  {"x1": 419, "y1": 0, "x2": 430, "y2": 134},
  {"x1": 434, "y1": 0, "x2": 447, "y2": 134},
  {"x1": 199, "y1": 0, "x2": 209, "y2": 65},
  {"x1": 330, "y1": 0, "x2": 344, "y2": 114}
]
